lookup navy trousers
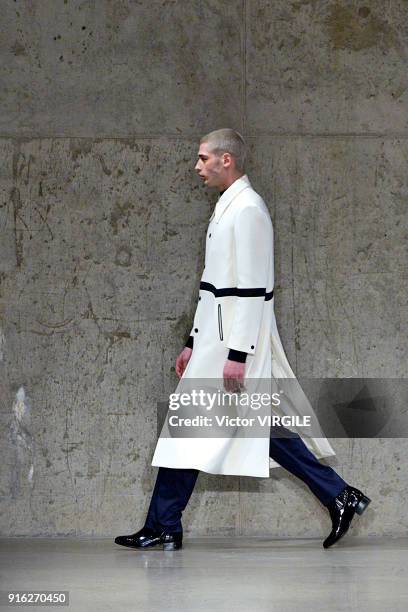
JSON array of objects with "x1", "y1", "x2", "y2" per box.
[{"x1": 144, "y1": 427, "x2": 347, "y2": 533}]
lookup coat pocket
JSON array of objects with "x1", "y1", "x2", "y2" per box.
[{"x1": 218, "y1": 304, "x2": 224, "y2": 341}]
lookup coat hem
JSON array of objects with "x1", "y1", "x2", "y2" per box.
[{"x1": 151, "y1": 460, "x2": 270, "y2": 478}]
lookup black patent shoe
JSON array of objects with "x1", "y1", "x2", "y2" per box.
[
  {"x1": 114, "y1": 526, "x2": 182, "y2": 550},
  {"x1": 323, "y1": 486, "x2": 371, "y2": 549}
]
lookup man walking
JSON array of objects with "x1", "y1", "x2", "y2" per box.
[{"x1": 115, "y1": 128, "x2": 370, "y2": 551}]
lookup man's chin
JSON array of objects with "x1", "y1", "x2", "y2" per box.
[
  {"x1": 204, "y1": 179, "x2": 217, "y2": 189},
  {"x1": 200, "y1": 178, "x2": 218, "y2": 189}
]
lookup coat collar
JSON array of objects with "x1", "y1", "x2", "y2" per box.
[{"x1": 210, "y1": 174, "x2": 252, "y2": 224}]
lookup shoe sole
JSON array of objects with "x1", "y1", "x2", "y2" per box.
[
  {"x1": 115, "y1": 542, "x2": 160, "y2": 549},
  {"x1": 115, "y1": 540, "x2": 182, "y2": 551},
  {"x1": 162, "y1": 541, "x2": 182, "y2": 551}
]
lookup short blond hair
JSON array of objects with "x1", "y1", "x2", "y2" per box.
[{"x1": 200, "y1": 128, "x2": 246, "y2": 172}]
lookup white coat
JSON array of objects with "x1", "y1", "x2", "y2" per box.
[{"x1": 151, "y1": 174, "x2": 336, "y2": 477}]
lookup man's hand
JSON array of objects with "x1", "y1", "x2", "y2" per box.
[
  {"x1": 223, "y1": 359, "x2": 246, "y2": 393},
  {"x1": 176, "y1": 347, "x2": 193, "y2": 378}
]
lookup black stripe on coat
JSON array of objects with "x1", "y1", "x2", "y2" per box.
[{"x1": 200, "y1": 281, "x2": 273, "y2": 301}]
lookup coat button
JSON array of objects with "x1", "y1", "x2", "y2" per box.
[
  {"x1": 195, "y1": 328, "x2": 198, "y2": 333},
  {"x1": 198, "y1": 296, "x2": 201, "y2": 300},
  {"x1": 251, "y1": 345, "x2": 254, "y2": 349},
  {"x1": 209, "y1": 233, "x2": 211, "y2": 238}
]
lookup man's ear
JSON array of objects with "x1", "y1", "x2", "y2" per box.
[{"x1": 222, "y1": 152, "x2": 232, "y2": 169}]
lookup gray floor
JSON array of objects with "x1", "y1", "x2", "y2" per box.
[{"x1": 0, "y1": 536, "x2": 407, "y2": 612}]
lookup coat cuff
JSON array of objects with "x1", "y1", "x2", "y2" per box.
[
  {"x1": 227, "y1": 348, "x2": 247, "y2": 363},
  {"x1": 185, "y1": 335, "x2": 194, "y2": 349}
]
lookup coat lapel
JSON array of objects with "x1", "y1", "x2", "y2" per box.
[{"x1": 210, "y1": 174, "x2": 252, "y2": 224}]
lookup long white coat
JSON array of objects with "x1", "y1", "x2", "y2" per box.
[{"x1": 151, "y1": 174, "x2": 336, "y2": 477}]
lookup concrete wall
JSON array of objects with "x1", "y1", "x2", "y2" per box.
[{"x1": 0, "y1": 1, "x2": 406, "y2": 537}]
